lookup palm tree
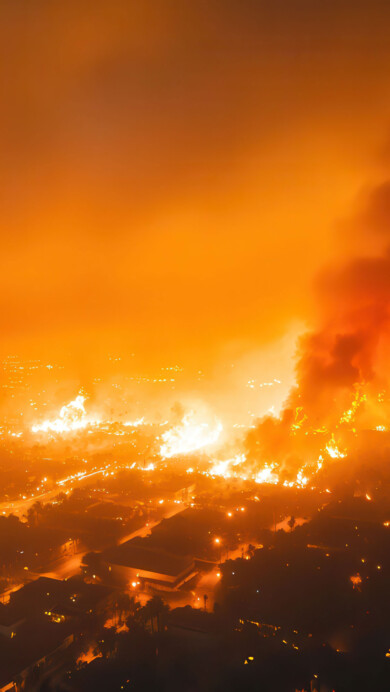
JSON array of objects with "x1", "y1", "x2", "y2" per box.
[
  {"x1": 115, "y1": 592, "x2": 132, "y2": 624},
  {"x1": 128, "y1": 595, "x2": 141, "y2": 618},
  {"x1": 141, "y1": 600, "x2": 154, "y2": 633},
  {"x1": 142, "y1": 596, "x2": 170, "y2": 633}
]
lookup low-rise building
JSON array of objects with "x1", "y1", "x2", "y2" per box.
[
  {"x1": 103, "y1": 541, "x2": 196, "y2": 589},
  {"x1": 0, "y1": 576, "x2": 115, "y2": 691}
]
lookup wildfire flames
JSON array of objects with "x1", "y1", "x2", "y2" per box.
[
  {"x1": 31, "y1": 394, "x2": 98, "y2": 434},
  {"x1": 28, "y1": 376, "x2": 390, "y2": 494},
  {"x1": 30, "y1": 167, "x2": 390, "y2": 496},
  {"x1": 160, "y1": 413, "x2": 223, "y2": 459},
  {"x1": 237, "y1": 177, "x2": 390, "y2": 489}
]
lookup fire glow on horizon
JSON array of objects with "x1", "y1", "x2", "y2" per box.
[{"x1": 27, "y1": 381, "x2": 389, "y2": 494}]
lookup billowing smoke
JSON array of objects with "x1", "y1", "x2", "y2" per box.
[
  {"x1": 245, "y1": 175, "x2": 390, "y2": 481},
  {"x1": 293, "y1": 252, "x2": 390, "y2": 421}
]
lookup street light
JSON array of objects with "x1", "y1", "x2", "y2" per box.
[{"x1": 214, "y1": 537, "x2": 222, "y2": 562}]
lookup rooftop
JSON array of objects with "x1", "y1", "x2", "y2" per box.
[
  {"x1": 103, "y1": 541, "x2": 193, "y2": 577},
  {"x1": 2, "y1": 576, "x2": 113, "y2": 623}
]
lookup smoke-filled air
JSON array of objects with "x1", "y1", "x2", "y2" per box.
[{"x1": 1, "y1": 4, "x2": 390, "y2": 692}]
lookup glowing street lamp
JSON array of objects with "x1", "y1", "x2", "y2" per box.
[{"x1": 214, "y1": 537, "x2": 222, "y2": 562}]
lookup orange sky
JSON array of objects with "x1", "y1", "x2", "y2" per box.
[{"x1": 1, "y1": 1, "x2": 390, "y2": 371}]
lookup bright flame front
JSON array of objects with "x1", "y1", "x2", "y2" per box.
[
  {"x1": 31, "y1": 394, "x2": 98, "y2": 434},
  {"x1": 160, "y1": 412, "x2": 223, "y2": 458}
]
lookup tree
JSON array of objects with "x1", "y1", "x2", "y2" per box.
[
  {"x1": 125, "y1": 596, "x2": 142, "y2": 630},
  {"x1": 26, "y1": 501, "x2": 43, "y2": 527},
  {"x1": 115, "y1": 592, "x2": 132, "y2": 624},
  {"x1": 287, "y1": 515, "x2": 296, "y2": 533},
  {"x1": 128, "y1": 595, "x2": 142, "y2": 618},
  {"x1": 142, "y1": 596, "x2": 170, "y2": 633},
  {"x1": 246, "y1": 544, "x2": 256, "y2": 559}
]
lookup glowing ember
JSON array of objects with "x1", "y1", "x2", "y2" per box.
[
  {"x1": 77, "y1": 646, "x2": 102, "y2": 666},
  {"x1": 160, "y1": 412, "x2": 223, "y2": 458},
  {"x1": 295, "y1": 469, "x2": 309, "y2": 487},
  {"x1": 290, "y1": 407, "x2": 307, "y2": 432},
  {"x1": 339, "y1": 388, "x2": 366, "y2": 425},
  {"x1": 104, "y1": 616, "x2": 129, "y2": 633},
  {"x1": 325, "y1": 440, "x2": 346, "y2": 459},
  {"x1": 350, "y1": 574, "x2": 362, "y2": 590}
]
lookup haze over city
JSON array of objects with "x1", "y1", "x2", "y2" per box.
[{"x1": 0, "y1": 2, "x2": 389, "y2": 691}]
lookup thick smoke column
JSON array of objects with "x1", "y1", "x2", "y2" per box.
[
  {"x1": 245, "y1": 176, "x2": 390, "y2": 478},
  {"x1": 296, "y1": 180, "x2": 390, "y2": 417}
]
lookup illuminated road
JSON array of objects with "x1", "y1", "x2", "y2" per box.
[
  {"x1": 39, "y1": 553, "x2": 85, "y2": 580},
  {"x1": 0, "y1": 487, "x2": 67, "y2": 518},
  {"x1": 0, "y1": 463, "x2": 123, "y2": 518}
]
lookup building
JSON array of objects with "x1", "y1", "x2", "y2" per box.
[
  {"x1": 0, "y1": 604, "x2": 25, "y2": 639},
  {"x1": 0, "y1": 575, "x2": 115, "y2": 691},
  {"x1": 103, "y1": 541, "x2": 196, "y2": 589},
  {"x1": 0, "y1": 619, "x2": 74, "y2": 692}
]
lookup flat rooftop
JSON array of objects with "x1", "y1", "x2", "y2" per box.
[{"x1": 104, "y1": 541, "x2": 193, "y2": 577}]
